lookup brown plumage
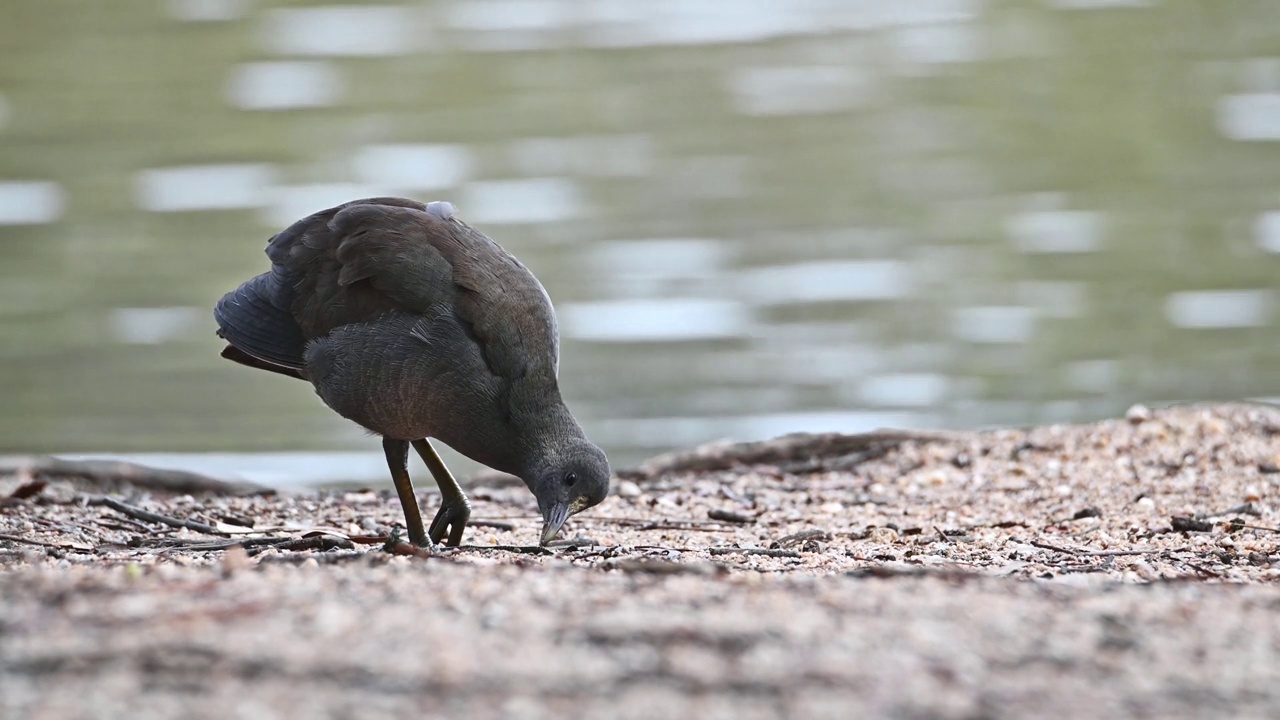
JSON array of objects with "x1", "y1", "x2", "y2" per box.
[{"x1": 214, "y1": 197, "x2": 610, "y2": 547}]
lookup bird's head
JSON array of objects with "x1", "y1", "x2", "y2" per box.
[{"x1": 529, "y1": 438, "x2": 611, "y2": 545}]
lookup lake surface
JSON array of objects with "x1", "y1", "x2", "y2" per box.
[{"x1": 3, "y1": 0, "x2": 1280, "y2": 485}]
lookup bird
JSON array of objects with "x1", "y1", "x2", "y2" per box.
[{"x1": 213, "y1": 196, "x2": 611, "y2": 547}]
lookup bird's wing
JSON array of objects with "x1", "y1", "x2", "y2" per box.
[
  {"x1": 270, "y1": 197, "x2": 561, "y2": 383},
  {"x1": 214, "y1": 265, "x2": 310, "y2": 369}
]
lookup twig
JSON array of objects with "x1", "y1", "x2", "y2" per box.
[
  {"x1": 1184, "y1": 561, "x2": 1223, "y2": 579},
  {"x1": 246, "y1": 535, "x2": 353, "y2": 556},
  {"x1": 708, "y1": 547, "x2": 801, "y2": 559},
  {"x1": 92, "y1": 497, "x2": 226, "y2": 536},
  {"x1": 177, "y1": 537, "x2": 298, "y2": 552},
  {"x1": 1235, "y1": 523, "x2": 1280, "y2": 534},
  {"x1": 1206, "y1": 503, "x2": 1261, "y2": 518}
]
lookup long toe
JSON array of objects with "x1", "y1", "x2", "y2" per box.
[{"x1": 428, "y1": 501, "x2": 472, "y2": 547}]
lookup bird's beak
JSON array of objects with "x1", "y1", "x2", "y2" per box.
[
  {"x1": 540, "y1": 501, "x2": 570, "y2": 546},
  {"x1": 540, "y1": 496, "x2": 591, "y2": 546}
]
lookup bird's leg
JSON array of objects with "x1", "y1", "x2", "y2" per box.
[
  {"x1": 383, "y1": 438, "x2": 428, "y2": 547},
  {"x1": 411, "y1": 438, "x2": 471, "y2": 547}
]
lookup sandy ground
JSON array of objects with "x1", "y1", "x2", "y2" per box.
[{"x1": 5, "y1": 403, "x2": 1280, "y2": 719}]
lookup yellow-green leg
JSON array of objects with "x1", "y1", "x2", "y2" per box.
[
  {"x1": 383, "y1": 438, "x2": 427, "y2": 546},
  {"x1": 412, "y1": 438, "x2": 471, "y2": 547}
]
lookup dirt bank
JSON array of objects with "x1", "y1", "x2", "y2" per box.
[{"x1": 4, "y1": 403, "x2": 1280, "y2": 719}]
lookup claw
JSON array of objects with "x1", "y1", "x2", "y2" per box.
[{"x1": 428, "y1": 499, "x2": 472, "y2": 547}]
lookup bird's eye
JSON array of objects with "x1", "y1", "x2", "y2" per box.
[{"x1": 564, "y1": 472, "x2": 577, "y2": 487}]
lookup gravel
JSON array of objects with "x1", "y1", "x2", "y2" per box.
[{"x1": 4, "y1": 402, "x2": 1280, "y2": 719}]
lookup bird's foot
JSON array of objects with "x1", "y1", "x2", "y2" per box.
[
  {"x1": 428, "y1": 497, "x2": 472, "y2": 547},
  {"x1": 381, "y1": 526, "x2": 445, "y2": 555}
]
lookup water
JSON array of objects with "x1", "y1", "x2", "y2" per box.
[{"x1": 3, "y1": 0, "x2": 1280, "y2": 486}]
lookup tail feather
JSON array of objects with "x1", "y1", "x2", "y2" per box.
[
  {"x1": 214, "y1": 272, "x2": 308, "y2": 370},
  {"x1": 220, "y1": 344, "x2": 306, "y2": 380}
]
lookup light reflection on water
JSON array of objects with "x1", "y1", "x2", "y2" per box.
[{"x1": 2, "y1": 0, "x2": 1280, "y2": 484}]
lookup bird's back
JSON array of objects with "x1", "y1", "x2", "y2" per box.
[{"x1": 216, "y1": 197, "x2": 561, "y2": 378}]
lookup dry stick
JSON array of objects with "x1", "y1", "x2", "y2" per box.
[
  {"x1": 247, "y1": 535, "x2": 353, "y2": 556},
  {"x1": 632, "y1": 544, "x2": 695, "y2": 552},
  {"x1": 345, "y1": 535, "x2": 391, "y2": 545},
  {"x1": 93, "y1": 497, "x2": 226, "y2": 536},
  {"x1": 1184, "y1": 561, "x2": 1224, "y2": 579},
  {"x1": 178, "y1": 537, "x2": 299, "y2": 552},
  {"x1": 1237, "y1": 523, "x2": 1280, "y2": 534},
  {"x1": 1208, "y1": 503, "x2": 1261, "y2": 518}
]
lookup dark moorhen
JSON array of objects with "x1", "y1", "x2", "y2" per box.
[{"x1": 213, "y1": 197, "x2": 610, "y2": 547}]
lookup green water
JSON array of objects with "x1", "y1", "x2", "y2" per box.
[{"x1": 2, "y1": 0, "x2": 1280, "y2": 472}]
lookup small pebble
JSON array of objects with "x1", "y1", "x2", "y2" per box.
[
  {"x1": 1126, "y1": 403, "x2": 1151, "y2": 424},
  {"x1": 615, "y1": 480, "x2": 642, "y2": 498}
]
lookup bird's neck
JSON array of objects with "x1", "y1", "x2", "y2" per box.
[{"x1": 505, "y1": 379, "x2": 587, "y2": 478}]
